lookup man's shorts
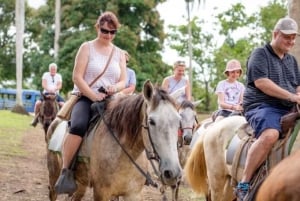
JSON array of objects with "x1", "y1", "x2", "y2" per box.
[{"x1": 245, "y1": 104, "x2": 290, "y2": 138}]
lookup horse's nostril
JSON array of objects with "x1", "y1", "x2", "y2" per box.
[
  {"x1": 163, "y1": 170, "x2": 173, "y2": 179},
  {"x1": 183, "y1": 135, "x2": 192, "y2": 144}
]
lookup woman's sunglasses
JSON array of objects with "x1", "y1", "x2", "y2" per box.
[{"x1": 100, "y1": 28, "x2": 117, "y2": 35}]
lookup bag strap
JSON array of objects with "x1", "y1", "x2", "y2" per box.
[{"x1": 88, "y1": 46, "x2": 115, "y2": 87}]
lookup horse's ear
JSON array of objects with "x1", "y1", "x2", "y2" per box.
[
  {"x1": 193, "y1": 99, "x2": 203, "y2": 107},
  {"x1": 143, "y1": 79, "x2": 154, "y2": 101}
]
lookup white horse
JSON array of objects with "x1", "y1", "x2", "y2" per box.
[{"x1": 185, "y1": 115, "x2": 300, "y2": 201}]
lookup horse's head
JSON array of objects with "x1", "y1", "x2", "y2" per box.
[
  {"x1": 142, "y1": 80, "x2": 182, "y2": 186},
  {"x1": 40, "y1": 93, "x2": 59, "y2": 134},
  {"x1": 178, "y1": 100, "x2": 199, "y2": 145}
]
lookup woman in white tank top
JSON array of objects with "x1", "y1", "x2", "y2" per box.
[
  {"x1": 55, "y1": 11, "x2": 126, "y2": 194},
  {"x1": 162, "y1": 60, "x2": 191, "y2": 104}
]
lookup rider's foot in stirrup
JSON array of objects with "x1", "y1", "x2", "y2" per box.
[
  {"x1": 30, "y1": 117, "x2": 38, "y2": 127},
  {"x1": 234, "y1": 182, "x2": 250, "y2": 201}
]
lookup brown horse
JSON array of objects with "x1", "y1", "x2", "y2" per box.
[
  {"x1": 256, "y1": 149, "x2": 300, "y2": 201},
  {"x1": 184, "y1": 116, "x2": 300, "y2": 201},
  {"x1": 46, "y1": 80, "x2": 182, "y2": 201},
  {"x1": 39, "y1": 93, "x2": 59, "y2": 140}
]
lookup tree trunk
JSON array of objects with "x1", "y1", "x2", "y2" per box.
[
  {"x1": 288, "y1": 0, "x2": 300, "y2": 65},
  {"x1": 15, "y1": 0, "x2": 24, "y2": 107},
  {"x1": 54, "y1": 0, "x2": 61, "y2": 59}
]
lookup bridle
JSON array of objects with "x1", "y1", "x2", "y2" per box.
[
  {"x1": 102, "y1": 104, "x2": 160, "y2": 188},
  {"x1": 41, "y1": 94, "x2": 58, "y2": 124},
  {"x1": 178, "y1": 109, "x2": 199, "y2": 136}
]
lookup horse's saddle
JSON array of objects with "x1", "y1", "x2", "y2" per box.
[
  {"x1": 48, "y1": 101, "x2": 107, "y2": 162},
  {"x1": 226, "y1": 120, "x2": 300, "y2": 187}
]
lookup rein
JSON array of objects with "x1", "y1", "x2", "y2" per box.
[
  {"x1": 179, "y1": 114, "x2": 199, "y2": 132},
  {"x1": 102, "y1": 116, "x2": 158, "y2": 188},
  {"x1": 41, "y1": 97, "x2": 58, "y2": 121}
]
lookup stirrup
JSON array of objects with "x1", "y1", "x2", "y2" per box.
[
  {"x1": 54, "y1": 168, "x2": 77, "y2": 194},
  {"x1": 30, "y1": 117, "x2": 38, "y2": 127}
]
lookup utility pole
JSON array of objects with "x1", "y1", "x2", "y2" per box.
[
  {"x1": 186, "y1": 0, "x2": 193, "y2": 96},
  {"x1": 15, "y1": 0, "x2": 25, "y2": 107}
]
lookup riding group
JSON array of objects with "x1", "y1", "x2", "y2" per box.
[{"x1": 30, "y1": 10, "x2": 300, "y2": 201}]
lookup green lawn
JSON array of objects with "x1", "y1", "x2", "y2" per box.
[{"x1": 0, "y1": 110, "x2": 32, "y2": 158}]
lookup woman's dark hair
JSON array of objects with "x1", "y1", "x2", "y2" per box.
[{"x1": 95, "y1": 11, "x2": 120, "y2": 29}]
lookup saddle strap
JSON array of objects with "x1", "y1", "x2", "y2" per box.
[{"x1": 230, "y1": 136, "x2": 252, "y2": 187}]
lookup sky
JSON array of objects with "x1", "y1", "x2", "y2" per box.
[{"x1": 27, "y1": 0, "x2": 271, "y2": 64}]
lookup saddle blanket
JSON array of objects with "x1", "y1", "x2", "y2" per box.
[{"x1": 48, "y1": 120, "x2": 96, "y2": 159}]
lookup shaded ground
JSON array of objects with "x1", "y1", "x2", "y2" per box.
[{"x1": 0, "y1": 125, "x2": 203, "y2": 201}]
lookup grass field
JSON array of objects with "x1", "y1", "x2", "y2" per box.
[{"x1": 0, "y1": 110, "x2": 33, "y2": 158}]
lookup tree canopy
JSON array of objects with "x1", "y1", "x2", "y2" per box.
[{"x1": 0, "y1": 0, "x2": 289, "y2": 112}]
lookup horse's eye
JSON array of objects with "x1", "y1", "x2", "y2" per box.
[{"x1": 148, "y1": 118, "x2": 155, "y2": 126}]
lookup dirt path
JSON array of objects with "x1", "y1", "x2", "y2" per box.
[{"x1": 0, "y1": 126, "x2": 203, "y2": 201}]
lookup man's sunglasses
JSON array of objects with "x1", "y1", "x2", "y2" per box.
[{"x1": 100, "y1": 28, "x2": 117, "y2": 35}]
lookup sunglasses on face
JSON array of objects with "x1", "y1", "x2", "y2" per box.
[{"x1": 100, "y1": 28, "x2": 117, "y2": 35}]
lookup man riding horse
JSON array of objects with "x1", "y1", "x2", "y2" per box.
[
  {"x1": 31, "y1": 63, "x2": 64, "y2": 127},
  {"x1": 235, "y1": 17, "x2": 300, "y2": 200}
]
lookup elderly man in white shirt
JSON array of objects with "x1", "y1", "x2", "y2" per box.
[{"x1": 31, "y1": 63, "x2": 65, "y2": 127}]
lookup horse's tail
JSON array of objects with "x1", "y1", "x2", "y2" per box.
[{"x1": 184, "y1": 133, "x2": 208, "y2": 195}]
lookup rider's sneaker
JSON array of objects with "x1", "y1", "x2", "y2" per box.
[
  {"x1": 30, "y1": 117, "x2": 38, "y2": 127},
  {"x1": 234, "y1": 182, "x2": 250, "y2": 201}
]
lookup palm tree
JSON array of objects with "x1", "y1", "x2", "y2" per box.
[
  {"x1": 15, "y1": 0, "x2": 25, "y2": 110},
  {"x1": 185, "y1": 0, "x2": 204, "y2": 98},
  {"x1": 288, "y1": 0, "x2": 300, "y2": 64},
  {"x1": 54, "y1": 0, "x2": 61, "y2": 59}
]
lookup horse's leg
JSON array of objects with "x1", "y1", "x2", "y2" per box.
[
  {"x1": 160, "y1": 185, "x2": 168, "y2": 201},
  {"x1": 204, "y1": 128, "x2": 231, "y2": 201},
  {"x1": 223, "y1": 175, "x2": 235, "y2": 201},
  {"x1": 47, "y1": 151, "x2": 61, "y2": 201},
  {"x1": 173, "y1": 182, "x2": 180, "y2": 201},
  {"x1": 69, "y1": 163, "x2": 89, "y2": 201}
]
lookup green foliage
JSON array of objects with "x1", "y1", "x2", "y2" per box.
[
  {"x1": 1, "y1": 0, "x2": 168, "y2": 92},
  {"x1": 167, "y1": 0, "x2": 286, "y2": 112},
  {"x1": 0, "y1": 0, "x2": 288, "y2": 112},
  {"x1": 0, "y1": 0, "x2": 17, "y2": 83},
  {"x1": 257, "y1": 0, "x2": 287, "y2": 45}
]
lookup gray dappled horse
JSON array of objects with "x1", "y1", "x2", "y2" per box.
[{"x1": 46, "y1": 80, "x2": 182, "y2": 201}]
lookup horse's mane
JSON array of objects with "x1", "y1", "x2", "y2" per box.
[
  {"x1": 43, "y1": 96, "x2": 57, "y2": 116},
  {"x1": 104, "y1": 87, "x2": 176, "y2": 145},
  {"x1": 179, "y1": 100, "x2": 195, "y2": 110}
]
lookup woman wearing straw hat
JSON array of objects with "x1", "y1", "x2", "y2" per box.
[{"x1": 214, "y1": 59, "x2": 245, "y2": 121}]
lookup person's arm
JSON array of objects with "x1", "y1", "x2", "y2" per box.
[
  {"x1": 105, "y1": 49, "x2": 126, "y2": 95},
  {"x1": 42, "y1": 77, "x2": 48, "y2": 91},
  {"x1": 296, "y1": 86, "x2": 300, "y2": 94},
  {"x1": 73, "y1": 42, "x2": 100, "y2": 101},
  {"x1": 217, "y1": 92, "x2": 234, "y2": 110},
  {"x1": 161, "y1": 77, "x2": 169, "y2": 92},
  {"x1": 120, "y1": 68, "x2": 136, "y2": 95},
  {"x1": 255, "y1": 78, "x2": 300, "y2": 104},
  {"x1": 55, "y1": 74, "x2": 62, "y2": 92},
  {"x1": 121, "y1": 84, "x2": 136, "y2": 95}
]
